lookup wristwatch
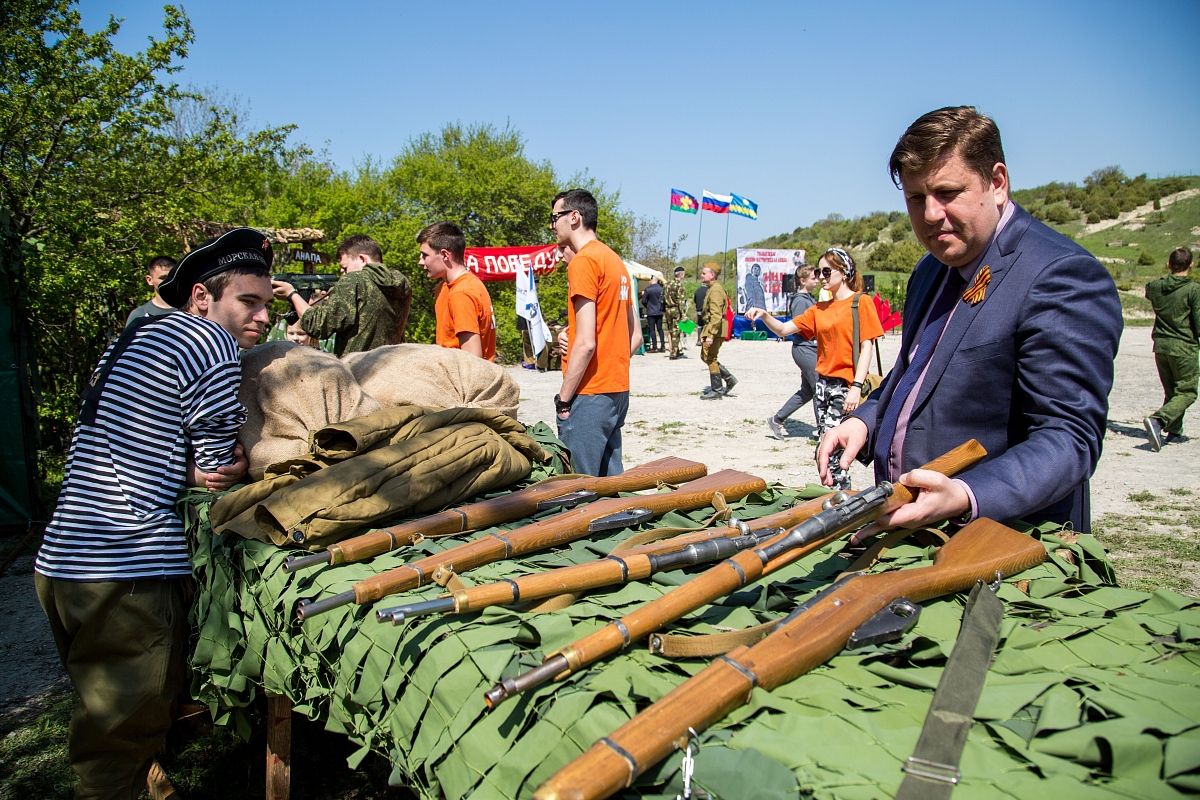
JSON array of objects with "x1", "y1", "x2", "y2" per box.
[{"x1": 554, "y1": 393, "x2": 573, "y2": 414}]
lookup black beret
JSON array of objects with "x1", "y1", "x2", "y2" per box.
[{"x1": 159, "y1": 227, "x2": 273, "y2": 307}]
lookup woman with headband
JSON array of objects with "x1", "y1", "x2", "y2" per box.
[{"x1": 747, "y1": 247, "x2": 883, "y2": 489}]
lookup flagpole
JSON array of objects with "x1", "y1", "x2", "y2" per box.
[
  {"x1": 666, "y1": 207, "x2": 672, "y2": 266},
  {"x1": 724, "y1": 211, "x2": 732, "y2": 307},
  {"x1": 722, "y1": 212, "x2": 730, "y2": 272},
  {"x1": 695, "y1": 205, "x2": 704, "y2": 275}
]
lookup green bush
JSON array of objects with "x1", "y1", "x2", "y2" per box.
[
  {"x1": 1138, "y1": 250, "x2": 1156, "y2": 266},
  {"x1": 1043, "y1": 202, "x2": 1080, "y2": 224}
]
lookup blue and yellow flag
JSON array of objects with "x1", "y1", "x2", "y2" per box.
[{"x1": 730, "y1": 194, "x2": 758, "y2": 220}]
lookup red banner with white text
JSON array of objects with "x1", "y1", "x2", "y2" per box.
[{"x1": 465, "y1": 244, "x2": 560, "y2": 282}]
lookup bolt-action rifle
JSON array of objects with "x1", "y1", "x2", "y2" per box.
[
  {"x1": 295, "y1": 469, "x2": 768, "y2": 620},
  {"x1": 483, "y1": 440, "x2": 986, "y2": 709},
  {"x1": 375, "y1": 493, "x2": 841, "y2": 624},
  {"x1": 532, "y1": 517, "x2": 1047, "y2": 800},
  {"x1": 284, "y1": 457, "x2": 709, "y2": 572}
]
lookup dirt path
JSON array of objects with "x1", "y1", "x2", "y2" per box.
[
  {"x1": 1080, "y1": 187, "x2": 1200, "y2": 235},
  {"x1": 3, "y1": 326, "x2": 1193, "y2": 714},
  {"x1": 515, "y1": 326, "x2": 1198, "y2": 520}
]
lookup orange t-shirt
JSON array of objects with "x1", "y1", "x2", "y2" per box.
[
  {"x1": 564, "y1": 240, "x2": 632, "y2": 394},
  {"x1": 435, "y1": 270, "x2": 496, "y2": 361},
  {"x1": 793, "y1": 293, "x2": 883, "y2": 382}
]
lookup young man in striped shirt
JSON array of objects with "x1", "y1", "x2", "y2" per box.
[{"x1": 34, "y1": 227, "x2": 274, "y2": 798}]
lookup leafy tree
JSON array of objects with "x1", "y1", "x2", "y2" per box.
[
  {"x1": 1, "y1": 1, "x2": 293, "y2": 453},
  {"x1": 867, "y1": 240, "x2": 926, "y2": 273}
]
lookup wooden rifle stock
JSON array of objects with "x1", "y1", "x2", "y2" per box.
[
  {"x1": 377, "y1": 493, "x2": 846, "y2": 624},
  {"x1": 482, "y1": 440, "x2": 986, "y2": 708},
  {"x1": 285, "y1": 457, "x2": 708, "y2": 572},
  {"x1": 533, "y1": 517, "x2": 1047, "y2": 800},
  {"x1": 295, "y1": 469, "x2": 767, "y2": 620}
]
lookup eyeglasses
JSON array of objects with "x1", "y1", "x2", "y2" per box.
[
  {"x1": 550, "y1": 209, "x2": 574, "y2": 226},
  {"x1": 817, "y1": 267, "x2": 834, "y2": 279}
]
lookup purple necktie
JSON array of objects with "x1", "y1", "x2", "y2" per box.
[{"x1": 872, "y1": 270, "x2": 965, "y2": 470}]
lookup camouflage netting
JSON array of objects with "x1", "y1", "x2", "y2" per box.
[{"x1": 181, "y1": 455, "x2": 1200, "y2": 799}]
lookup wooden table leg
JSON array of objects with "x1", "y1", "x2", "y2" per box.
[{"x1": 266, "y1": 693, "x2": 292, "y2": 800}]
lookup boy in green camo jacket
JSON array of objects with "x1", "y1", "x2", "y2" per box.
[{"x1": 1143, "y1": 246, "x2": 1200, "y2": 450}]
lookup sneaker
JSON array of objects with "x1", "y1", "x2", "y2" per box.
[
  {"x1": 700, "y1": 389, "x2": 723, "y2": 400},
  {"x1": 1143, "y1": 416, "x2": 1164, "y2": 452},
  {"x1": 766, "y1": 417, "x2": 786, "y2": 440}
]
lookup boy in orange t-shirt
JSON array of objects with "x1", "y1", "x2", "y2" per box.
[
  {"x1": 418, "y1": 221, "x2": 496, "y2": 361},
  {"x1": 551, "y1": 189, "x2": 642, "y2": 476}
]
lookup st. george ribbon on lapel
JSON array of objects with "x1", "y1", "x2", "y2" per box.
[{"x1": 963, "y1": 265, "x2": 991, "y2": 305}]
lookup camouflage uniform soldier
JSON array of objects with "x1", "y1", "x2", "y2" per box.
[
  {"x1": 273, "y1": 234, "x2": 412, "y2": 357},
  {"x1": 699, "y1": 262, "x2": 738, "y2": 399},
  {"x1": 664, "y1": 265, "x2": 687, "y2": 359}
]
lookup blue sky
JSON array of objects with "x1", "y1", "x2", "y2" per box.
[{"x1": 81, "y1": 1, "x2": 1200, "y2": 254}]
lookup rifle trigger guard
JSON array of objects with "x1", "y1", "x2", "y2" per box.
[
  {"x1": 846, "y1": 597, "x2": 922, "y2": 650},
  {"x1": 987, "y1": 571, "x2": 1002, "y2": 592}
]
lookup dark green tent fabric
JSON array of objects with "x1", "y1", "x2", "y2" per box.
[
  {"x1": 183, "y1": 467, "x2": 1200, "y2": 799},
  {"x1": 0, "y1": 212, "x2": 39, "y2": 528}
]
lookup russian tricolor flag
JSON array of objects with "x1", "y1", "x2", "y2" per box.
[{"x1": 701, "y1": 190, "x2": 731, "y2": 214}]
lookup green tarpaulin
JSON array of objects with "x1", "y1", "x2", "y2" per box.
[{"x1": 182, "y1": 462, "x2": 1200, "y2": 799}]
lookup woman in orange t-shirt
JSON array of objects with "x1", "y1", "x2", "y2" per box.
[{"x1": 747, "y1": 247, "x2": 882, "y2": 489}]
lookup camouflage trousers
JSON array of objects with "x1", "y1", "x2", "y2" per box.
[
  {"x1": 814, "y1": 376, "x2": 852, "y2": 490},
  {"x1": 665, "y1": 315, "x2": 682, "y2": 357}
]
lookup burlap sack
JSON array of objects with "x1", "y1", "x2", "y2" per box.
[
  {"x1": 238, "y1": 341, "x2": 382, "y2": 479},
  {"x1": 343, "y1": 344, "x2": 520, "y2": 418}
]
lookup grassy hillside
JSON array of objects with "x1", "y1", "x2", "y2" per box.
[{"x1": 689, "y1": 169, "x2": 1200, "y2": 317}]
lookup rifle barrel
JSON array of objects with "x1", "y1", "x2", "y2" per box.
[
  {"x1": 294, "y1": 590, "x2": 355, "y2": 620},
  {"x1": 377, "y1": 596, "x2": 455, "y2": 623},
  {"x1": 284, "y1": 551, "x2": 331, "y2": 571}
]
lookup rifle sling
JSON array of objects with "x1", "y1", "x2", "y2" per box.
[
  {"x1": 652, "y1": 527, "x2": 916, "y2": 658},
  {"x1": 895, "y1": 579, "x2": 1004, "y2": 800}
]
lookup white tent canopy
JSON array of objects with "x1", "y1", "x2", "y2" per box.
[{"x1": 623, "y1": 259, "x2": 664, "y2": 282}]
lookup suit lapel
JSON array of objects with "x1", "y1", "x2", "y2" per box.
[{"x1": 909, "y1": 205, "x2": 1030, "y2": 412}]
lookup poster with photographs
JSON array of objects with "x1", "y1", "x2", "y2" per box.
[{"x1": 735, "y1": 248, "x2": 805, "y2": 314}]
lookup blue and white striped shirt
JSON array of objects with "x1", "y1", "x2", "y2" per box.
[{"x1": 36, "y1": 312, "x2": 245, "y2": 581}]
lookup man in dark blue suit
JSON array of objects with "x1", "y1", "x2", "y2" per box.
[{"x1": 818, "y1": 106, "x2": 1122, "y2": 534}]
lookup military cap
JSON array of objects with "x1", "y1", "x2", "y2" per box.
[{"x1": 159, "y1": 227, "x2": 273, "y2": 307}]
